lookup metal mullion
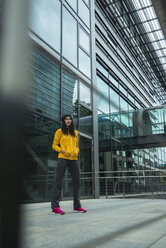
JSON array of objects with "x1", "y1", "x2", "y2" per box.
[{"x1": 60, "y1": 1, "x2": 63, "y2": 118}]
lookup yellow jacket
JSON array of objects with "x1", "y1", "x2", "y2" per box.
[{"x1": 52, "y1": 128, "x2": 79, "y2": 160}]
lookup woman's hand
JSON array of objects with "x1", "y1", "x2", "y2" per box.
[{"x1": 60, "y1": 149, "x2": 66, "y2": 154}]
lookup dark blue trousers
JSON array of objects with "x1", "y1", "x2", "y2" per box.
[{"x1": 51, "y1": 158, "x2": 81, "y2": 209}]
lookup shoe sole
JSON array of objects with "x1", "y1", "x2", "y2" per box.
[
  {"x1": 52, "y1": 211, "x2": 65, "y2": 215},
  {"x1": 73, "y1": 210, "x2": 87, "y2": 213}
]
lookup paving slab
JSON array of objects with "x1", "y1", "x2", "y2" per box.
[{"x1": 20, "y1": 198, "x2": 166, "y2": 248}]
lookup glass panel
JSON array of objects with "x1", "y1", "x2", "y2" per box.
[
  {"x1": 120, "y1": 97, "x2": 129, "y2": 137},
  {"x1": 98, "y1": 111, "x2": 111, "y2": 139},
  {"x1": 110, "y1": 88, "x2": 120, "y2": 139},
  {"x1": 109, "y1": 74, "x2": 118, "y2": 88},
  {"x1": 97, "y1": 76, "x2": 109, "y2": 114},
  {"x1": 62, "y1": 68, "x2": 78, "y2": 119},
  {"x1": 29, "y1": 0, "x2": 61, "y2": 52},
  {"x1": 78, "y1": 0, "x2": 90, "y2": 27},
  {"x1": 27, "y1": 49, "x2": 61, "y2": 120},
  {"x1": 79, "y1": 27, "x2": 90, "y2": 54},
  {"x1": 110, "y1": 88, "x2": 119, "y2": 114},
  {"x1": 79, "y1": 105, "x2": 93, "y2": 134},
  {"x1": 65, "y1": 0, "x2": 77, "y2": 12},
  {"x1": 63, "y1": 7, "x2": 77, "y2": 66},
  {"x1": 79, "y1": 48, "x2": 91, "y2": 78},
  {"x1": 83, "y1": 0, "x2": 89, "y2": 6},
  {"x1": 96, "y1": 61, "x2": 108, "y2": 78},
  {"x1": 72, "y1": 81, "x2": 78, "y2": 127},
  {"x1": 119, "y1": 84, "x2": 127, "y2": 96},
  {"x1": 79, "y1": 136, "x2": 92, "y2": 196},
  {"x1": 80, "y1": 82, "x2": 91, "y2": 107},
  {"x1": 23, "y1": 112, "x2": 60, "y2": 202}
]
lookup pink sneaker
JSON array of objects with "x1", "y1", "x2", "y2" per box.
[
  {"x1": 52, "y1": 206, "x2": 65, "y2": 215},
  {"x1": 74, "y1": 207, "x2": 87, "y2": 213}
]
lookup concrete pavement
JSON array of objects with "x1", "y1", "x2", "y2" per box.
[{"x1": 20, "y1": 198, "x2": 166, "y2": 248}]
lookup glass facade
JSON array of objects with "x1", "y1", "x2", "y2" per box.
[
  {"x1": 63, "y1": 7, "x2": 77, "y2": 66},
  {"x1": 24, "y1": 0, "x2": 166, "y2": 202},
  {"x1": 30, "y1": 0, "x2": 61, "y2": 52}
]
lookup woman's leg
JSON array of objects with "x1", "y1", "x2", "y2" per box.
[
  {"x1": 51, "y1": 158, "x2": 67, "y2": 209},
  {"x1": 68, "y1": 160, "x2": 81, "y2": 209}
]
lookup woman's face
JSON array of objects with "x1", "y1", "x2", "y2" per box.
[{"x1": 64, "y1": 116, "x2": 72, "y2": 127}]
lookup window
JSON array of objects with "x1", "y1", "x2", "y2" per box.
[
  {"x1": 96, "y1": 61, "x2": 108, "y2": 78},
  {"x1": 28, "y1": 49, "x2": 61, "y2": 120},
  {"x1": 78, "y1": 0, "x2": 90, "y2": 27},
  {"x1": 65, "y1": 0, "x2": 77, "y2": 12},
  {"x1": 63, "y1": 7, "x2": 77, "y2": 66},
  {"x1": 97, "y1": 76, "x2": 109, "y2": 114},
  {"x1": 80, "y1": 82, "x2": 91, "y2": 108},
  {"x1": 62, "y1": 68, "x2": 78, "y2": 117},
  {"x1": 79, "y1": 48, "x2": 91, "y2": 78},
  {"x1": 79, "y1": 27, "x2": 90, "y2": 54},
  {"x1": 29, "y1": 0, "x2": 61, "y2": 52}
]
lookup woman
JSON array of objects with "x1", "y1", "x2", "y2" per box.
[{"x1": 51, "y1": 114, "x2": 87, "y2": 215}]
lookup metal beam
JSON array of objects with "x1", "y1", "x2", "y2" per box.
[
  {"x1": 122, "y1": 18, "x2": 159, "y2": 31},
  {"x1": 138, "y1": 46, "x2": 166, "y2": 56},
  {"x1": 129, "y1": 28, "x2": 163, "y2": 39},
  {"x1": 146, "y1": 62, "x2": 166, "y2": 68},
  {"x1": 115, "y1": 5, "x2": 153, "y2": 17},
  {"x1": 133, "y1": 38, "x2": 166, "y2": 48}
]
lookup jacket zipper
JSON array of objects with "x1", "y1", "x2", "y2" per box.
[{"x1": 70, "y1": 135, "x2": 73, "y2": 158}]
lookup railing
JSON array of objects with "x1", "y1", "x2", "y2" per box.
[
  {"x1": 99, "y1": 170, "x2": 166, "y2": 199},
  {"x1": 23, "y1": 170, "x2": 166, "y2": 201}
]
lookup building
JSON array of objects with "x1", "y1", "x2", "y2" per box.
[{"x1": 24, "y1": 0, "x2": 166, "y2": 202}]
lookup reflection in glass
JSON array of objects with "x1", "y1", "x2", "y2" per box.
[
  {"x1": 97, "y1": 61, "x2": 108, "y2": 78},
  {"x1": 120, "y1": 97, "x2": 129, "y2": 138},
  {"x1": 79, "y1": 105, "x2": 93, "y2": 134},
  {"x1": 119, "y1": 84, "x2": 127, "y2": 96},
  {"x1": 28, "y1": 49, "x2": 61, "y2": 120},
  {"x1": 98, "y1": 111, "x2": 111, "y2": 140},
  {"x1": 79, "y1": 48, "x2": 91, "y2": 78},
  {"x1": 80, "y1": 82, "x2": 91, "y2": 107},
  {"x1": 110, "y1": 88, "x2": 120, "y2": 139},
  {"x1": 97, "y1": 76, "x2": 109, "y2": 114},
  {"x1": 63, "y1": 7, "x2": 77, "y2": 66},
  {"x1": 79, "y1": 136, "x2": 92, "y2": 196},
  {"x1": 79, "y1": 27, "x2": 90, "y2": 53},
  {"x1": 110, "y1": 88, "x2": 119, "y2": 114},
  {"x1": 62, "y1": 68, "x2": 78, "y2": 119},
  {"x1": 78, "y1": 0, "x2": 90, "y2": 27},
  {"x1": 72, "y1": 81, "x2": 78, "y2": 127},
  {"x1": 23, "y1": 112, "x2": 60, "y2": 201},
  {"x1": 29, "y1": 0, "x2": 61, "y2": 52},
  {"x1": 109, "y1": 74, "x2": 118, "y2": 88}
]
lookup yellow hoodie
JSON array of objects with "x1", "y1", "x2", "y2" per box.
[{"x1": 52, "y1": 128, "x2": 79, "y2": 160}]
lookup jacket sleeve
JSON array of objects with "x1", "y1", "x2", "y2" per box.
[
  {"x1": 52, "y1": 129, "x2": 61, "y2": 152},
  {"x1": 76, "y1": 131, "x2": 79, "y2": 154}
]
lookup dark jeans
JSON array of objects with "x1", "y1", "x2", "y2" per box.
[{"x1": 51, "y1": 158, "x2": 81, "y2": 209}]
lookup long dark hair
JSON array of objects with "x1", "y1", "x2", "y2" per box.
[{"x1": 61, "y1": 114, "x2": 76, "y2": 136}]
